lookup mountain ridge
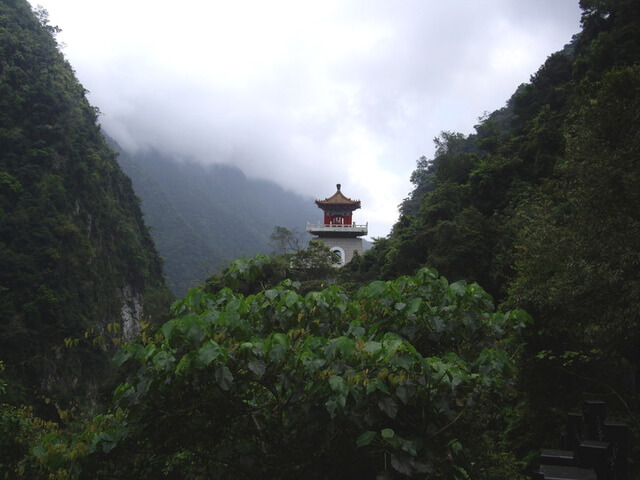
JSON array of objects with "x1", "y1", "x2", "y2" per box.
[{"x1": 110, "y1": 142, "x2": 320, "y2": 295}]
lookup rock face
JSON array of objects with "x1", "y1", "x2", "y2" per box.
[
  {"x1": 120, "y1": 285, "x2": 144, "y2": 341},
  {"x1": 0, "y1": 0, "x2": 171, "y2": 406}
]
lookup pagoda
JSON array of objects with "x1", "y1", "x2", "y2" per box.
[{"x1": 306, "y1": 184, "x2": 368, "y2": 266}]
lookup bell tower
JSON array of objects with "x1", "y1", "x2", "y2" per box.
[{"x1": 306, "y1": 184, "x2": 368, "y2": 265}]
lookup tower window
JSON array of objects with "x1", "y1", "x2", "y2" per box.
[{"x1": 330, "y1": 247, "x2": 345, "y2": 266}]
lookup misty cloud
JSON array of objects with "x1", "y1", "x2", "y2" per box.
[{"x1": 35, "y1": 0, "x2": 582, "y2": 238}]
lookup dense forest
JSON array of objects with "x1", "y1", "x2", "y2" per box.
[
  {"x1": 1, "y1": 0, "x2": 640, "y2": 478},
  {"x1": 0, "y1": 0, "x2": 172, "y2": 413},
  {"x1": 343, "y1": 0, "x2": 640, "y2": 457}
]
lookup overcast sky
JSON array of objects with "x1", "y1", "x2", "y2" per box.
[{"x1": 32, "y1": 0, "x2": 583, "y2": 239}]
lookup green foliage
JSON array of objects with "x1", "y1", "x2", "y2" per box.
[
  {"x1": 575, "y1": 0, "x2": 640, "y2": 78},
  {"x1": 269, "y1": 225, "x2": 304, "y2": 255},
  {"x1": 400, "y1": 156, "x2": 436, "y2": 217},
  {"x1": 205, "y1": 242, "x2": 340, "y2": 296},
  {"x1": 48, "y1": 266, "x2": 528, "y2": 479},
  {"x1": 287, "y1": 239, "x2": 341, "y2": 284},
  {"x1": 204, "y1": 254, "x2": 284, "y2": 295},
  {"x1": 431, "y1": 132, "x2": 480, "y2": 185},
  {"x1": 507, "y1": 65, "x2": 640, "y2": 436},
  {"x1": 0, "y1": 361, "x2": 65, "y2": 479},
  {"x1": 0, "y1": 402, "x2": 62, "y2": 479},
  {"x1": 0, "y1": 0, "x2": 171, "y2": 408},
  {"x1": 343, "y1": 0, "x2": 640, "y2": 458},
  {"x1": 4, "y1": 0, "x2": 640, "y2": 476}
]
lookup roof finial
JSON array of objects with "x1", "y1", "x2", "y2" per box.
[{"x1": 337, "y1": 183, "x2": 341, "y2": 191}]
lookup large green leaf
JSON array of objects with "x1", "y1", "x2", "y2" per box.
[
  {"x1": 356, "y1": 430, "x2": 376, "y2": 447},
  {"x1": 378, "y1": 397, "x2": 398, "y2": 419},
  {"x1": 328, "y1": 375, "x2": 348, "y2": 396},
  {"x1": 196, "y1": 341, "x2": 222, "y2": 367},
  {"x1": 215, "y1": 365, "x2": 233, "y2": 391}
]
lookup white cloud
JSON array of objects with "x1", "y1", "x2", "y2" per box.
[{"x1": 34, "y1": 0, "x2": 582, "y2": 239}]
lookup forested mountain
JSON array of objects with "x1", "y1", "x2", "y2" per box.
[
  {"x1": 0, "y1": 0, "x2": 171, "y2": 408},
  {"x1": 345, "y1": 0, "x2": 640, "y2": 455},
  {"x1": 112, "y1": 145, "x2": 319, "y2": 296},
  {"x1": 3, "y1": 0, "x2": 640, "y2": 478}
]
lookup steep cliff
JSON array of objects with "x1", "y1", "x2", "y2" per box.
[{"x1": 0, "y1": 0, "x2": 171, "y2": 407}]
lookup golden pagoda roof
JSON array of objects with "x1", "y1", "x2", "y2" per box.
[{"x1": 315, "y1": 184, "x2": 361, "y2": 208}]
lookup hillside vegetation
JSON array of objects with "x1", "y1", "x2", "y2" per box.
[
  {"x1": 113, "y1": 145, "x2": 319, "y2": 296},
  {"x1": 1, "y1": 0, "x2": 639, "y2": 478},
  {"x1": 0, "y1": 0, "x2": 171, "y2": 408},
  {"x1": 344, "y1": 0, "x2": 640, "y2": 455}
]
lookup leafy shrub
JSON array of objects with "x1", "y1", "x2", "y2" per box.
[{"x1": 68, "y1": 262, "x2": 531, "y2": 479}]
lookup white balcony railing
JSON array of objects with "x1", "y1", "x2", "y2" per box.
[{"x1": 306, "y1": 222, "x2": 368, "y2": 235}]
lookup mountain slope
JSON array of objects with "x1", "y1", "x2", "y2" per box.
[
  {"x1": 113, "y1": 146, "x2": 319, "y2": 295},
  {"x1": 0, "y1": 0, "x2": 171, "y2": 407},
  {"x1": 346, "y1": 0, "x2": 640, "y2": 453}
]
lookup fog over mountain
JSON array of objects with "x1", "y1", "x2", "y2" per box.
[
  {"x1": 113, "y1": 143, "x2": 320, "y2": 295},
  {"x1": 32, "y1": 0, "x2": 582, "y2": 238}
]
